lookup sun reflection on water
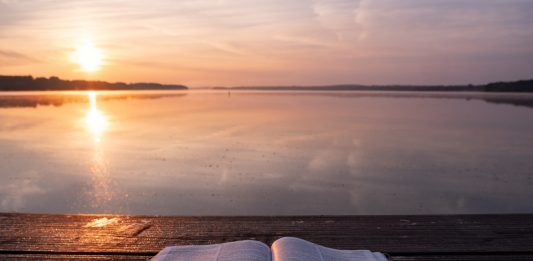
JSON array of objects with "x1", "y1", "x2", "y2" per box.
[
  {"x1": 82, "y1": 91, "x2": 116, "y2": 213},
  {"x1": 85, "y1": 91, "x2": 108, "y2": 143}
]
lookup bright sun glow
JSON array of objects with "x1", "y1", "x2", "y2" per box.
[
  {"x1": 86, "y1": 91, "x2": 108, "y2": 142},
  {"x1": 72, "y1": 42, "x2": 104, "y2": 72}
]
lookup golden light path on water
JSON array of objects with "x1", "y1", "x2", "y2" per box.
[
  {"x1": 84, "y1": 91, "x2": 114, "y2": 212},
  {"x1": 86, "y1": 91, "x2": 108, "y2": 143}
]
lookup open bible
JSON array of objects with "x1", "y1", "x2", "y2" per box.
[{"x1": 151, "y1": 237, "x2": 387, "y2": 261}]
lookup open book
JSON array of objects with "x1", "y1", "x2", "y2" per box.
[{"x1": 152, "y1": 237, "x2": 387, "y2": 261}]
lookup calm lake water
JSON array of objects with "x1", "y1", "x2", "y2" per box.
[{"x1": 0, "y1": 90, "x2": 533, "y2": 215}]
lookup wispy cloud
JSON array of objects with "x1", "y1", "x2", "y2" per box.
[
  {"x1": 0, "y1": 49, "x2": 35, "y2": 60},
  {"x1": 0, "y1": 49, "x2": 39, "y2": 66},
  {"x1": 312, "y1": 0, "x2": 365, "y2": 41}
]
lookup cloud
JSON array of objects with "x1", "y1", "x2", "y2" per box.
[
  {"x1": 0, "y1": 49, "x2": 35, "y2": 60},
  {"x1": 312, "y1": 0, "x2": 365, "y2": 41},
  {"x1": 0, "y1": 0, "x2": 532, "y2": 85},
  {"x1": 0, "y1": 49, "x2": 39, "y2": 66}
]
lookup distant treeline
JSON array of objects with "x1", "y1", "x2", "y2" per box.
[
  {"x1": 0, "y1": 75, "x2": 188, "y2": 91},
  {"x1": 2, "y1": 75, "x2": 533, "y2": 92},
  {"x1": 484, "y1": 79, "x2": 533, "y2": 92},
  {"x1": 215, "y1": 79, "x2": 533, "y2": 92}
]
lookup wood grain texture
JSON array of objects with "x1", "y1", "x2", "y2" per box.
[
  {"x1": 391, "y1": 255, "x2": 533, "y2": 261},
  {"x1": 0, "y1": 254, "x2": 151, "y2": 260},
  {"x1": 2, "y1": 254, "x2": 533, "y2": 261},
  {"x1": 1, "y1": 213, "x2": 532, "y2": 260}
]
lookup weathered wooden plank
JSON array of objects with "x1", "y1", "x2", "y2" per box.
[
  {"x1": 0, "y1": 254, "x2": 151, "y2": 260},
  {"x1": 1, "y1": 213, "x2": 532, "y2": 255},
  {"x1": 1, "y1": 254, "x2": 533, "y2": 261},
  {"x1": 391, "y1": 255, "x2": 533, "y2": 261}
]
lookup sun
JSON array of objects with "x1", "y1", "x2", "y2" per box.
[{"x1": 72, "y1": 42, "x2": 104, "y2": 72}]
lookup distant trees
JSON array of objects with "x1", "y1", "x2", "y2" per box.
[
  {"x1": 217, "y1": 81, "x2": 533, "y2": 92},
  {"x1": 2, "y1": 75, "x2": 533, "y2": 92},
  {"x1": 0, "y1": 75, "x2": 188, "y2": 91},
  {"x1": 484, "y1": 79, "x2": 533, "y2": 92}
]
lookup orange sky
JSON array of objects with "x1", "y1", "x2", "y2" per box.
[{"x1": 1, "y1": 0, "x2": 533, "y2": 87}]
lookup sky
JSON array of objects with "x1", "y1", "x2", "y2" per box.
[{"x1": 1, "y1": 0, "x2": 533, "y2": 87}]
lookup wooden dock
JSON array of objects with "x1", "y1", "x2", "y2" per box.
[{"x1": 1, "y1": 213, "x2": 532, "y2": 260}]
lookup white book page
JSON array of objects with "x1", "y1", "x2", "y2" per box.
[
  {"x1": 151, "y1": 240, "x2": 271, "y2": 261},
  {"x1": 272, "y1": 237, "x2": 387, "y2": 261}
]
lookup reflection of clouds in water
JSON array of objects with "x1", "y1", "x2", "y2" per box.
[
  {"x1": 0, "y1": 174, "x2": 44, "y2": 211},
  {"x1": 346, "y1": 152, "x2": 359, "y2": 171},
  {"x1": 198, "y1": 124, "x2": 252, "y2": 140},
  {"x1": 279, "y1": 136, "x2": 362, "y2": 211},
  {"x1": 304, "y1": 138, "x2": 360, "y2": 177},
  {"x1": 346, "y1": 184, "x2": 476, "y2": 215},
  {"x1": 1, "y1": 91, "x2": 533, "y2": 215},
  {"x1": 290, "y1": 134, "x2": 525, "y2": 214},
  {"x1": 308, "y1": 138, "x2": 362, "y2": 173}
]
